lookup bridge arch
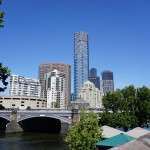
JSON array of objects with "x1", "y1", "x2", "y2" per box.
[
  {"x1": 0, "y1": 116, "x2": 11, "y2": 122},
  {"x1": 0, "y1": 117, "x2": 10, "y2": 131},
  {"x1": 18, "y1": 116, "x2": 64, "y2": 133},
  {"x1": 17, "y1": 115, "x2": 72, "y2": 124}
]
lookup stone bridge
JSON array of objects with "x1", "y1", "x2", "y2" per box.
[
  {"x1": 0, "y1": 110, "x2": 73, "y2": 124},
  {"x1": 0, "y1": 109, "x2": 102, "y2": 132},
  {"x1": 0, "y1": 109, "x2": 102, "y2": 124}
]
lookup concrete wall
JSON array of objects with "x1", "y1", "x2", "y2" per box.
[{"x1": 0, "y1": 95, "x2": 47, "y2": 109}]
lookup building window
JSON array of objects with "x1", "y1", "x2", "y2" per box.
[{"x1": 4, "y1": 98, "x2": 11, "y2": 99}]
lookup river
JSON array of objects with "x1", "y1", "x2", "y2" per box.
[{"x1": 0, "y1": 123, "x2": 69, "y2": 150}]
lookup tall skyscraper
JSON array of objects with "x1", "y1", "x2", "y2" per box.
[
  {"x1": 45, "y1": 69, "x2": 66, "y2": 109},
  {"x1": 9, "y1": 75, "x2": 41, "y2": 97},
  {"x1": 74, "y1": 31, "x2": 89, "y2": 100},
  {"x1": 101, "y1": 70, "x2": 114, "y2": 93},
  {"x1": 89, "y1": 68, "x2": 100, "y2": 90},
  {"x1": 38, "y1": 63, "x2": 71, "y2": 108}
]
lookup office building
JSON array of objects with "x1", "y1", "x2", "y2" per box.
[
  {"x1": 78, "y1": 81, "x2": 103, "y2": 108},
  {"x1": 38, "y1": 63, "x2": 71, "y2": 108},
  {"x1": 101, "y1": 70, "x2": 114, "y2": 93},
  {"x1": 74, "y1": 31, "x2": 89, "y2": 100},
  {"x1": 89, "y1": 68, "x2": 100, "y2": 90},
  {"x1": 45, "y1": 69, "x2": 66, "y2": 109},
  {"x1": 89, "y1": 68, "x2": 97, "y2": 77},
  {"x1": 9, "y1": 75, "x2": 41, "y2": 97}
]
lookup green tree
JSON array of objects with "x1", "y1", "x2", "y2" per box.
[
  {"x1": 65, "y1": 109, "x2": 102, "y2": 150},
  {"x1": 54, "y1": 101, "x2": 60, "y2": 108},
  {"x1": 0, "y1": 104, "x2": 5, "y2": 110},
  {"x1": 0, "y1": 0, "x2": 5, "y2": 27},
  {"x1": 0, "y1": 1, "x2": 10, "y2": 92},
  {"x1": 0, "y1": 63, "x2": 10, "y2": 92},
  {"x1": 26, "y1": 106, "x2": 31, "y2": 110},
  {"x1": 51, "y1": 101, "x2": 60, "y2": 108},
  {"x1": 100, "y1": 89, "x2": 132, "y2": 131},
  {"x1": 100, "y1": 85, "x2": 145, "y2": 131},
  {"x1": 121, "y1": 85, "x2": 137, "y2": 113},
  {"x1": 102, "y1": 90, "x2": 123, "y2": 113},
  {"x1": 136, "y1": 86, "x2": 150, "y2": 127}
]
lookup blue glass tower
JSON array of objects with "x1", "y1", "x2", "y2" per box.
[
  {"x1": 89, "y1": 68, "x2": 100, "y2": 90},
  {"x1": 74, "y1": 32, "x2": 89, "y2": 100}
]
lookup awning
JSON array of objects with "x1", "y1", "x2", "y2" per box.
[
  {"x1": 125, "y1": 127, "x2": 150, "y2": 138},
  {"x1": 102, "y1": 125, "x2": 125, "y2": 138},
  {"x1": 95, "y1": 133, "x2": 135, "y2": 147},
  {"x1": 144, "y1": 127, "x2": 150, "y2": 131},
  {"x1": 109, "y1": 133, "x2": 150, "y2": 150}
]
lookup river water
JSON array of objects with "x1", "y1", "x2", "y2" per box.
[{"x1": 0, "y1": 123, "x2": 69, "y2": 150}]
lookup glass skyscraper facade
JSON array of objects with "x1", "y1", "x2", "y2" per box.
[
  {"x1": 89, "y1": 68, "x2": 100, "y2": 90},
  {"x1": 89, "y1": 68, "x2": 97, "y2": 78},
  {"x1": 74, "y1": 32, "x2": 89, "y2": 100},
  {"x1": 101, "y1": 70, "x2": 114, "y2": 93}
]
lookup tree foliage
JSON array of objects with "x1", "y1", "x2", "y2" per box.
[
  {"x1": 100, "y1": 85, "x2": 150, "y2": 131},
  {"x1": 26, "y1": 106, "x2": 31, "y2": 110},
  {"x1": 0, "y1": 104, "x2": 5, "y2": 110},
  {"x1": 0, "y1": 1, "x2": 10, "y2": 93},
  {"x1": 0, "y1": 0, "x2": 5, "y2": 27},
  {"x1": 65, "y1": 109, "x2": 102, "y2": 150},
  {"x1": 136, "y1": 86, "x2": 150, "y2": 126},
  {"x1": 51, "y1": 101, "x2": 60, "y2": 108},
  {"x1": 0, "y1": 63, "x2": 10, "y2": 92}
]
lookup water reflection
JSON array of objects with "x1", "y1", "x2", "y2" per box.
[{"x1": 0, "y1": 123, "x2": 69, "y2": 150}]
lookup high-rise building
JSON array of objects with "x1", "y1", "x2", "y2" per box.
[
  {"x1": 78, "y1": 81, "x2": 103, "y2": 108},
  {"x1": 101, "y1": 70, "x2": 114, "y2": 93},
  {"x1": 45, "y1": 69, "x2": 66, "y2": 109},
  {"x1": 89, "y1": 68, "x2": 97, "y2": 78},
  {"x1": 74, "y1": 31, "x2": 89, "y2": 100},
  {"x1": 9, "y1": 75, "x2": 41, "y2": 97},
  {"x1": 38, "y1": 63, "x2": 71, "y2": 109},
  {"x1": 89, "y1": 68, "x2": 100, "y2": 90}
]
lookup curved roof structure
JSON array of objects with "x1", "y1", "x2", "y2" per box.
[{"x1": 102, "y1": 125, "x2": 125, "y2": 138}]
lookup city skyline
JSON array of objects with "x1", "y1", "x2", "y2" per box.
[{"x1": 1, "y1": 0, "x2": 150, "y2": 95}]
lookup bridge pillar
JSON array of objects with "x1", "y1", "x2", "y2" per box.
[
  {"x1": 71, "y1": 109, "x2": 79, "y2": 124},
  {"x1": 11, "y1": 109, "x2": 17, "y2": 121},
  {"x1": 5, "y1": 109, "x2": 23, "y2": 133}
]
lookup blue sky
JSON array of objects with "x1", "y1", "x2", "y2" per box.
[{"x1": 1, "y1": 0, "x2": 150, "y2": 94}]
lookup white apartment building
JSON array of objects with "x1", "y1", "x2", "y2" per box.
[
  {"x1": 78, "y1": 81, "x2": 104, "y2": 108},
  {"x1": 45, "y1": 69, "x2": 66, "y2": 109},
  {"x1": 9, "y1": 75, "x2": 41, "y2": 97}
]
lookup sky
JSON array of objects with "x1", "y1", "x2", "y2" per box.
[{"x1": 1, "y1": 0, "x2": 150, "y2": 95}]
